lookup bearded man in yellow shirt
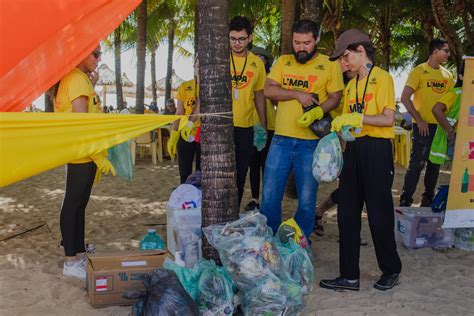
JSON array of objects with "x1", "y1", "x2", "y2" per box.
[
  {"x1": 400, "y1": 38, "x2": 454, "y2": 207},
  {"x1": 261, "y1": 20, "x2": 344, "y2": 239},
  {"x1": 229, "y1": 16, "x2": 267, "y2": 206}
]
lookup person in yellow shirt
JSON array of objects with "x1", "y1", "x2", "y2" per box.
[
  {"x1": 54, "y1": 45, "x2": 115, "y2": 280},
  {"x1": 243, "y1": 47, "x2": 276, "y2": 212},
  {"x1": 229, "y1": 16, "x2": 267, "y2": 205},
  {"x1": 319, "y1": 29, "x2": 401, "y2": 292},
  {"x1": 168, "y1": 59, "x2": 201, "y2": 183},
  {"x1": 400, "y1": 38, "x2": 454, "y2": 207},
  {"x1": 261, "y1": 19, "x2": 344, "y2": 239}
]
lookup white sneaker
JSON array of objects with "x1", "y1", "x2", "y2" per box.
[{"x1": 63, "y1": 260, "x2": 86, "y2": 280}]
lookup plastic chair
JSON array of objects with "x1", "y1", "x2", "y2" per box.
[{"x1": 131, "y1": 132, "x2": 157, "y2": 165}]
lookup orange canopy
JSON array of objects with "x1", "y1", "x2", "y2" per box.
[{"x1": 0, "y1": 0, "x2": 141, "y2": 112}]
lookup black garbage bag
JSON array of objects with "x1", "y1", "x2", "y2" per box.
[
  {"x1": 303, "y1": 94, "x2": 333, "y2": 138},
  {"x1": 124, "y1": 268, "x2": 198, "y2": 316}
]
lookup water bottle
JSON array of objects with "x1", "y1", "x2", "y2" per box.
[
  {"x1": 454, "y1": 228, "x2": 474, "y2": 251},
  {"x1": 139, "y1": 229, "x2": 165, "y2": 250}
]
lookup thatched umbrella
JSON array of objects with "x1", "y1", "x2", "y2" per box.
[
  {"x1": 97, "y1": 64, "x2": 115, "y2": 106},
  {"x1": 147, "y1": 70, "x2": 185, "y2": 98}
]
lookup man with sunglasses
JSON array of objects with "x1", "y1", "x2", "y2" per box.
[
  {"x1": 400, "y1": 38, "x2": 454, "y2": 207},
  {"x1": 261, "y1": 20, "x2": 343, "y2": 240},
  {"x1": 229, "y1": 16, "x2": 267, "y2": 206}
]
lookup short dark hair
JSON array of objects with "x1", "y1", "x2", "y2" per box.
[
  {"x1": 166, "y1": 99, "x2": 175, "y2": 106},
  {"x1": 229, "y1": 16, "x2": 252, "y2": 35},
  {"x1": 429, "y1": 38, "x2": 448, "y2": 55},
  {"x1": 347, "y1": 42, "x2": 376, "y2": 63},
  {"x1": 292, "y1": 19, "x2": 320, "y2": 40}
]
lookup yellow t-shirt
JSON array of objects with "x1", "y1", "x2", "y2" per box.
[
  {"x1": 405, "y1": 63, "x2": 454, "y2": 124},
  {"x1": 251, "y1": 98, "x2": 277, "y2": 131},
  {"x1": 437, "y1": 88, "x2": 461, "y2": 113},
  {"x1": 268, "y1": 53, "x2": 344, "y2": 139},
  {"x1": 55, "y1": 68, "x2": 102, "y2": 163},
  {"x1": 230, "y1": 51, "x2": 266, "y2": 128},
  {"x1": 343, "y1": 66, "x2": 396, "y2": 139},
  {"x1": 176, "y1": 79, "x2": 200, "y2": 136}
]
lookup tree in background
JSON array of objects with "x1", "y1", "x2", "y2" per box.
[
  {"x1": 135, "y1": 0, "x2": 147, "y2": 114},
  {"x1": 197, "y1": 0, "x2": 238, "y2": 261}
]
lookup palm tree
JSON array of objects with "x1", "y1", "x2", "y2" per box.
[
  {"x1": 114, "y1": 25, "x2": 125, "y2": 110},
  {"x1": 300, "y1": 0, "x2": 323, "y2": 22},
  {"x1": 197, "y1": 0, "x2": 238, "y2": 261},
  {"x1": 135, "y1": 0, "x2": 147, "y2": 114},
  {"x1": 280, "y1": 0, "x2": 297, "y2": 54}
]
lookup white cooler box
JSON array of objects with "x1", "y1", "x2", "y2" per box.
[
  {"x1": 394, "y1": 207, "x2": 454, "y2": 249},
  {"x1": 166, "y1": 204, "x2": 202, "y2": 267}
]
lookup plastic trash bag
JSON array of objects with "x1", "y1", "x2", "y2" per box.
[
  {"x1": 197, "y1": 260, "x2": 236, "y2": 316},
  {"x1": 312, "y1": 132, "x2": 343, "y2": 183},
  {"x1": 235, "y1": 276, "x2": 303, "y2": 316},
  {"x1": 276, "y1": 218, "x2": 310, "y2": 250},
  {"x1": 125, "y1": 268, "x2": 198, "y2": 316},
  {"x1": 163, "y1": 258, "x2": 201, "y2": 300},
  {"x1": 253, "y1": 123, "x2": 267, "y2": 151},
  {"x1": 108, "y1": 141, "x2": 133, "y2": 181},
  {"x1": 202, "y1": 212, "x2": 283, "y2": 291}
]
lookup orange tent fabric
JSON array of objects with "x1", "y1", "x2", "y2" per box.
[{"x1": 0, "y1": 0, "x2": 141, "y2": 112}]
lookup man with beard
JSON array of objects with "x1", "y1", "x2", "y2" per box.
[
  {"x1": 399, "y1": 38, "x2": 454, "y2": 207},
  {"x1": 229, "y1": 16, "x2": 267, "y2": 206},
  {"x1": 260, "y1": 20, "x2": 344, "y2": 239}
]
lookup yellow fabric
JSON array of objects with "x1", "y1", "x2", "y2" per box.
[
  {"x1": 268, "y1": 54, "x2": 344, "y2": 139},
  {"x1": 176, "y1": 79, "x2": 200, "y2": 138},
  {"x1": 55, "y1": 68, "x2": 103, "y2": 163},
  {"x1": 405, "y1": 63, "x2": 454, "y2": 123},
  {"x1": 230, "y1": 51, "x2": 266, "y2": 128},
  {"x1": 0, "y1": 113, "x2": 182, "y2": 187},
  {"x1": 342, "y1": 67, "x2": 396, "y2": 138},
  {"x1": 330, "y1": 98, "x2": 344, "y2": 118},
  {"x1": 297, "y1": 106, "x2": 324, "y2": 127},
  {"x1": 437, "y1": 89, "x2": 458, "y2": 113}
]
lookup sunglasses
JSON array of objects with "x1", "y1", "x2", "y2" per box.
[
  {"x1": 92, "y1": 51, "x2": 102, "y2": 59},
  {"x1": 230, "y1": 36, "x2": 248, "y2": 43}
]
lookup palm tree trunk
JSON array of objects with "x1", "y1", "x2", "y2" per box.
[
  {"x1": 165, "y1": 21, "x2": 175, "y2": 105},
  {"x1": 280, "y1": 0, "x2": 297, "y2": 54},
  {"x1": 197, "y1": 0, "x2": 238, "y2": 261},
  {"x1": 431, "y1": 0, "x2": 464, "y2": 71},
  {"x1": 151, "y1": 48, "x2": 158, "y2": 104},
  {"x1": 135, "y1": 0, "x2": 147, "y2": 114},
  {"x1": 114, "y1": 26, "x2": 124, "y2": 111},
  {"x1": 460, "y1": 0, "x2": 474, "y2": 49},
  {"x1": 44, "y1": 88, "x2": 54, "y2": 112},
  {"x1": 300, "y1": 0, "x2": 323, "y2": 22}
]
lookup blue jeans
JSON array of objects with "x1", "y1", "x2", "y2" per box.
[{"x1": 260, "y1": 135, "x2": 319, "y2": 238}]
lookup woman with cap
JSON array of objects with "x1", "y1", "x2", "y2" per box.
[{"x1": 319, "y1": 29, "x2": 402, "y2": 291}]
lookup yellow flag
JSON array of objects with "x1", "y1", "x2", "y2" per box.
[{"x1": 0, "y1": 112, "x2": 182, "y2": 187}]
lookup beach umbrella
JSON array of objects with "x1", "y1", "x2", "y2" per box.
[
  {"x1": 121, "y1": 72, "x2": 134, "y2": 87},
  {"x1": 148, "y1": 70, "x2": 186, "y2": 94},
  {"x1": 0, "y1": 0, "x2": 141, "y2": 112},
  {"x1": 97, "y1": 64, "x2": 116, "y2": 106}
]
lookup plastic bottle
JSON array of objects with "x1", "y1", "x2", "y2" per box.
[
  {"x1": 139, "y1": 229, "x2": 165, "y2": 250},
  {"x1": 454, "y1": 228, "x2": 474, "y2": 251},
  {"x1": 461, "y1": 168, "x2": 469, "y2": 193}
]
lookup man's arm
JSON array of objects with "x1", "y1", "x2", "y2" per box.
[
  {"x1": 319, "y1": 91, "x2": 342, "y2": 113},
  {"x1": 401, "y1": 86, "x2": 429, "y2": 136},
  {"x1": 254, "y1": 90, "x2": 267, "y2": 129},
  {"x1": 432, "y1": 102, "x2": 455, "y2": 140},
  {"x1": 264, "y1": 78, "x2": 317, "y2": 107},
  {"x1": 71, "y1": 96, "x2": 88, "y2": 113}
]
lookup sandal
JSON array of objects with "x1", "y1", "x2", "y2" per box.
[{"x1": 314, "y1": 215, "x2": 324, "y2": 236}]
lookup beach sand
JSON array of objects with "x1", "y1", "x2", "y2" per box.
[{"x1": 1, "y1": 158, "x2": 473, "y2": 315}]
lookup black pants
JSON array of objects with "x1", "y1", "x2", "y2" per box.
[
  {"x1": 177, "y1": 138, "x2": 201, "y2": 184},
  {"x1": 338, "y1": 137, "x2": 401, "y2": 279},
  {"x1": 401, "y1": 124, "x2": 440, "y2": 204},
  {"x1": 234, "y1": 127, "x2": 254, "y2": 206},
  {"x1": 249, "y1": 130, "x2": 274, "y2": 200},
  {"x1": 60, "y1": 162, "x2": 96, "y2": 257}
]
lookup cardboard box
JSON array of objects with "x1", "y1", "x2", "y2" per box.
[
  {"x1": 86, "y1": 250, "x2": 170, "y2": 307},
  {"x1": 394, "y1": 207, "x2": 454, "y2": 249}
]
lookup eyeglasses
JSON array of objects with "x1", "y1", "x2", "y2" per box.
[
  {"x1": 340, "y1": 51, "x2": 352, "y2": 61},
  {"x1": 440, "y1": 48, "x2": 450, "y2": 54},
  {"x1": 230, "y1": 36, "x2": 248, "y2": 43},
  {"x1": 92, "y1": 51, "x2": 102, "y2": 59}
]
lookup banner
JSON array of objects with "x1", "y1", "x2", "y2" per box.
[
  {"x1": 0, "y1": 113, "x2": 181, "y2": 187},
  {"x1": 444, "y1": 56, "x2": 474, "y2": 228}
]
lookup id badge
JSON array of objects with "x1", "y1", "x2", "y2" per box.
[{"x1": 234, "y1": 88, "x2": 239, "y2": 100}]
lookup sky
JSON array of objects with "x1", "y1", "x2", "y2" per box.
[{"x1": 33, "y1": 41, "x2": 409, "y2": 111}]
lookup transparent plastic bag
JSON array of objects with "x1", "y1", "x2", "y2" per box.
[
  {"x1": 197, "y1": 260, "x2": 236, "y2": 315},
  {"x1": 235, "y1": 276, "x2": 303, "y2": 316},
  {"x1": 202, "y1": 212, "x2": 282, "y2": 291},
  {"x1": 253, "y1": 123, "x2": 267, "y2": 151},
  {"x1": 312, "y1": 132, "x2": 343, "y2": 183},
  {"x1": 108, "y1": 140, "x2": 133, "y2": 181}
]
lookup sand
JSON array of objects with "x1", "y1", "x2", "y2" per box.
[{"x1": 1, "y1": 158, "x2": 473, "y2": 315}]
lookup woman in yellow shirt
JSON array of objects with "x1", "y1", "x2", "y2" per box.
[
  {"x1": 319, "y1": 29, "x2": 401, "y2": 292},
  {"x1": 54, "y1": 45, "x2": 115, "y2": 280}
]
